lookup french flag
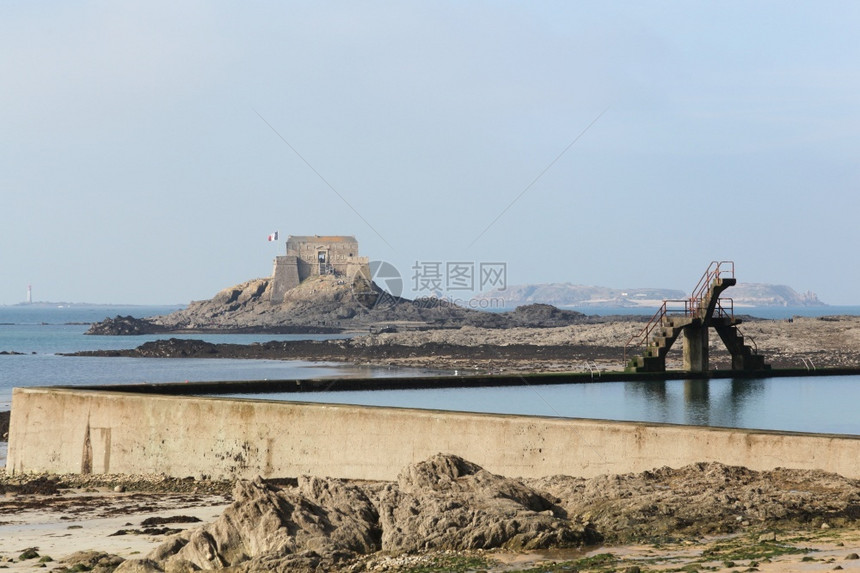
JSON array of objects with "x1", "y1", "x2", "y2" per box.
[{"x1": 267, "y1": 231, "x2": 279, "y2": 242}]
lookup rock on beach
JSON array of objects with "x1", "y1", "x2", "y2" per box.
[
  {"x1": 117, "y1": 454, "x2": 598, "y2": 572},
  {"x1": 110, "y1": 453, "x2": 860, "y2": 572}
]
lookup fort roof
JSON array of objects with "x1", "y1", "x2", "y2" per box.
[{"x1": 286, "y1": 235, "x2": 357, "y2": 243}]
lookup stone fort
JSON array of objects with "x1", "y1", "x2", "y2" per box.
[{"x1": 270, "y1": 235, "x2": 370, "y2": 302}]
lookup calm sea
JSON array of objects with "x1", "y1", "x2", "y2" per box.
[{"x1": 0, "y1": 304, "x2": 433, "y2": 412}]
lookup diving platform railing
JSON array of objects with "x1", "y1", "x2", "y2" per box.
[{"x1": 623, "y1": 261, "x2": 738, "y2": 365}]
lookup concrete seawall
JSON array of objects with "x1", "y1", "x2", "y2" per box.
[{"x1": 8, "y1": 386, "x2": 860, "y2": 480}]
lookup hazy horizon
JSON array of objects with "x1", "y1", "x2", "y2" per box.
[
  {"x1": 2, "y1": 281, "x2": 852, "y2": 308},
  {"x1": 3, "y1": 2, "x2": 859, "y2": 305}
]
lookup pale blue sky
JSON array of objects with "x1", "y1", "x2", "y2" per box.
[{"x1": 2, "y1": 1, "x2": 858, "y2": 305}]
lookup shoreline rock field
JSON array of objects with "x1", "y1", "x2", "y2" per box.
[
  {"x1": 2, "y1": 454, "x2": 860, "y2": 572},
  {"x1": 72, "y1": 315, "x2": 860, "y2": 372}
]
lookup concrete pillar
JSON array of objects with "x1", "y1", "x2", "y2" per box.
[{"x1": 682, "y1": 325, "x2": 709, "y2": 372}]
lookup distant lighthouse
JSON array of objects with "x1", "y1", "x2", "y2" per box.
[{"x1": 27, "y1": 284, "x2": 32, "y2": 304}]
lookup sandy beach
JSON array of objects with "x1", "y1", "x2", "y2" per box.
[{"x1": 0, "y1": 475, "x2": 230, "y2": 572}]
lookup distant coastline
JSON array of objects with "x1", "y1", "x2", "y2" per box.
[
  {"x1": 4, "y1": 301, "x2": 187, "y2": 308},
  {"x1": 477, "y1": 282, "x2": 827, "y2": 309}
]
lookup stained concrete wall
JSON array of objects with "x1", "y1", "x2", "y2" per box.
[{"x1": 7, "y1": 386, "x2": 860, "y2": 480}]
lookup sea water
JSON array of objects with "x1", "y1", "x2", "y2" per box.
[{"x1": 0, "y1": 304, "x2": 430, "y2": 411}]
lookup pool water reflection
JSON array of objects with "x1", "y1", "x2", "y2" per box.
[{"x1": 219, "y1": 375, "x2": 860, "y2": 435}]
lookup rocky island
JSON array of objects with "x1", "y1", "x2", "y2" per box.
[{"x1": 86, "y1": 274, "x2": 613, "y2": 335}]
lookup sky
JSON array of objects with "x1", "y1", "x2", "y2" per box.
[{"x1": 2, "y1": 1, "x2": 859, "y2": 305}]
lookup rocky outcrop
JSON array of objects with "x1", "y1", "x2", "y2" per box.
[
  {"x1": 118, "y1": 454, "x2": 598, "y2": 572},
  {"x1": 134, "y1": 339, "x2": 220, "y2": 357},
  {"x1": 133, "y1": 475, "x2": 380, "y2": 572},
  {"x1": 85, "y1": 315, "x2": 169, "y2": 335},
  {"x1": 529, "y1": 461, "x2": 860, "y2": 543},
  {"x1": 11, "y1": 453, "x2": 859, "y2": 572},
  {"x1": 377, "y1": 453, "x2": 597, "y2": 552},
  {"x1": 111, "y1": 454, "x2": 860, "y2": 572},
  {"x1": 506, "y1": 303, "x2": 589, "y2": 327},
  {"x1": 60, "y1": 551, "x2": 125, "y2": 573},
  {"x1": 87, "y1": 275, "x2": 597, "y2": 335}
]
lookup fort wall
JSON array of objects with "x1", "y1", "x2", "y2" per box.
[
  {"x1": 8, "y1": 386, "x2": 860, "y2": 480},
  {"x1": 270, "y1": 256, "x2": 301, "y2": 302},
  {"x1": 270, "y1": 235, "x2": 370, "y2": 298}
]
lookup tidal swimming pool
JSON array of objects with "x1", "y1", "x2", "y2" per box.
[{"x1": 217, "y1": 375, "x2": 860, "y2": 435}]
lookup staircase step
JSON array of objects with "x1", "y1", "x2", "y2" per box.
[{"x1": 626, "y1": 354, "x2": 666, "y2": 373}]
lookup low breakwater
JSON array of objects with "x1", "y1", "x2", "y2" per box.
[{"x1": 8, "y1": 384, "x2": 860, "y2": 481}]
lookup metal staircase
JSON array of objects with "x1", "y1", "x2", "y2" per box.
[{"x1": 625, "y1": 261, "x2": 769, "y2": 373}]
